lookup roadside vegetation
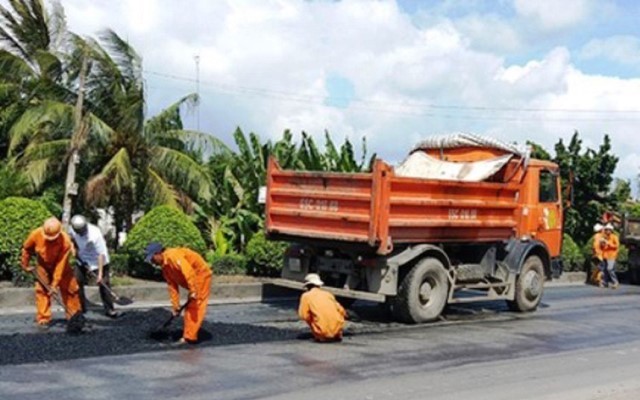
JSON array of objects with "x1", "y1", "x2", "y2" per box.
[{"x1": 0, "y1": 1, "x2": 636, "y2": 284}]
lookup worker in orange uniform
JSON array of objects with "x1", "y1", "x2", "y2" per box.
[
  {"x1": 298, "y1": 273, "x2": 346, "y2": 342},
  {"x1": 600, "y1": 223, "x2": 620, "y2": 289},
  {"x1": 591, "y1": 223, "x2": 604, "y2": 286},
  {"x1": 145, "y1": 242, "x2": 212, "y2": 344},
  {"x1": 21, "y1": 217, "x2": 82, "y2": 327}
]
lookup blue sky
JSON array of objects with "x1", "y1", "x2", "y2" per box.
[{"x1": 61, "y1": 0, "x2": 640, "y2": 186}]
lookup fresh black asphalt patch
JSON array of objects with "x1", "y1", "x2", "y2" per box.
[{"x1": 0, "y1": 308, "x2": 300, "y2": 366}]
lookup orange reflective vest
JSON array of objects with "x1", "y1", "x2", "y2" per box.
[
  {"x1": 601, "y1": 233, "x2": 619, "y2": 260},
  {"x1": 298, "y1": 287, "x2": 346, "y2": 341},
  {"x1": 21, "y1": 228, "x2": 73, "y2": 288},
  {"x1": 160, "y1": 248, "x2": 212, "y2": 311}
]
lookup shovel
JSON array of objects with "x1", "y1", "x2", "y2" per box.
[
  {"x1": 30, "y1": 270, "x2": 86, "y2": 334},
  {"x1": 82, "y1": 265, "x2": 134, "y2": 306},
  {"x1": 148, "y1": 298, "x2": 192, "y2": 341}
]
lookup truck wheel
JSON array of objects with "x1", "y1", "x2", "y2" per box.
[
  {"x1": 393, "y1": 257, "x2": 449, "y2": 323},
  {"x1": 507, "y1": 255, "x2": 544, "y2": 312}
]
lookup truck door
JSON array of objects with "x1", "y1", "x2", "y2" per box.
[{"x1": 535, "y1": 169, "x2": 562, "y2": 257}]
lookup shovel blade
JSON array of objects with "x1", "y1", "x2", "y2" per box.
[
  {"x1": 113, "y1": 296, "x2": 134, "y2": 306},
  {"x1": 66, "y1": 312, "x2": 86, "y2": 334}
]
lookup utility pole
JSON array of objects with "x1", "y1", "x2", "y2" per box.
[
  {"x1": 194, "y1": 54, "x2": 200, "y2": 131},
  {"x1": 62, "y1": 53, "x2": 88, "y2": 229}
]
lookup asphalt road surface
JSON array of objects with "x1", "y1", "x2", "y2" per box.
[{"x1": 1, "y1": 284, "x2": 640, "y2": 400}]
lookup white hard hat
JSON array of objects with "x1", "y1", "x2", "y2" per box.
[
  {"x1": 70, "y1": 215, "x2": 88, "y2": 232},
  {"x1": 604, "y1": 223, "x2": 614, "y2": 231},
  {"x1": 303, "y1": 273, "x2": 324, "y2": 287},
  {"x1": 593, "y1": 223, "x2": 603, "y2": 232}
]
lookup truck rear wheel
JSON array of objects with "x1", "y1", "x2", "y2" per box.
[
  {"x1": 393, "y1": 257, "x2": 449, "y2": 324},
  {"x1": 507, "y1": 255, "x2": 544, "y2": 312}
]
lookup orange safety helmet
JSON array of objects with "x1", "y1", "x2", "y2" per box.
[{"x1": 43, "y1": 217, "x2": 62, "y2": 241}]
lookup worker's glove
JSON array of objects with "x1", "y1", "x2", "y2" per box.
[
  {"x1": 172, "y1": 308, "x2": 181, "y2": 317},
  {"x1": 188, "y1": 292, "x2": 198, "y2": 301},
  {"x1": 23, "y1": 265, "x2": 34, "y2": 272},
  {"x1": 48, "y1": 285, "x2": 59, "y2": 296}
]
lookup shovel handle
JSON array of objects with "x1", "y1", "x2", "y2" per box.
[
  {"x1": 30, "y1": 270, "x2": 69, "y2": 314},
  {"x1": 162, "y1": 298, "x2": 192, "y2": 328}
]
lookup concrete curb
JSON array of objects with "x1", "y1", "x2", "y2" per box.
[{"x1": 0, "y1": 281, "x2": 300, "y2": 311}]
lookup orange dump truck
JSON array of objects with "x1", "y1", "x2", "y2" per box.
[{"x1": 266, "y1": 134, "x2": 564, "y2": 323}]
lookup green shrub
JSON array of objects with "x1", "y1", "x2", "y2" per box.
[
  {"x1": 123, "y1": 206, "x2": 207, "y2": 279},
  {"x1": 206, "y1": 252, "x2": 247, "y2": 275},
  {"x1": 0, "y1": 197, "x2": 52, "y2": 285},
  {"x1": 245, "y1": 231, "x2": 288, "y2": 277},
  {"x1": 562, "y1": 234, "x2": 585, "y2": 272},
  {"x1": 108, "y1": 253, "x2": 129, "y2": 277}
]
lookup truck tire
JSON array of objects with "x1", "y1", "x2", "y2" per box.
[
  {"x1": 507, "y1": 255, "x2": 544, "y2": 312},
  {"x1": 392, "y1": 257, "x2": 449, "y2": 324}
]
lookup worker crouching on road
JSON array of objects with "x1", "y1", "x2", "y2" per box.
[
  {"x1": 145, "y1": 242, "x2": 212, "y2": 344},
  {"x1": 21, "y1": 217, "x2": 82, "y2": 327},
  {"x1": 298, "y1": 273, "x2": 347, "y2": 342},
  {"x1": 599, "y1": 223, "x2": 620, "y2": 289}
]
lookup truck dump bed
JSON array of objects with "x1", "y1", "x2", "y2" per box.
[{"x1": 266, "y1": 156, "x2": 521, "y2": 255}]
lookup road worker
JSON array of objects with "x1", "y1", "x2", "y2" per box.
[
  {"x1": 69, "y1": 214, "x2": 118, "y2": 318},
  {"x1": 600, "y1": 223, "x2": 620, "y2": 289},
  {"x1": 298, "y1": 273, "x2": 346, "y2": 342},
  {"x1": 145, "y1": 242, "x2": 212, "y2": 344},
  {"x1": 591, "y1": 223, "x2": 604, "y2": 286},
  {"x1": 21, "y1": 217, "x2": 82, "y2": 327}
]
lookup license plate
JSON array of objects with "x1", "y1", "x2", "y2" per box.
[{"x1": 288, "y1": 258, "x2": 301, "y2": 272}]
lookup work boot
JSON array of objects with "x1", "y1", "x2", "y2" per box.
[
  {"x1": 171, "y1": 338, "x2": 190, "y2": 347},
  {"x1": 36, "y1": 321, "x2": 50, "y2": 330},
  {"x1": 105, "y1": 310, "x2": 120, "y2": 319},
  {"x1": 611, "y1": 283, "x2": 619, "y2": 290}
]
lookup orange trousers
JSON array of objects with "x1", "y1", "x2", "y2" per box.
[
  {"x1": 34, "y1": 267, "x2": 81, "y2": 324},
  {"x1": 183, "y1": 274, "x2": 212, "y2": 341}
]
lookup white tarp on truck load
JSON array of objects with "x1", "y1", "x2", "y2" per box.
[{"x1": 395, "y1": 133, "x2": 528, "y2": 182}]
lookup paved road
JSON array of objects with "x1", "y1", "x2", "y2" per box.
[{"x1": 1, "y1": 284, "x2": 639, "y2": 399}]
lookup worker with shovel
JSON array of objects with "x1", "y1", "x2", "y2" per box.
[
  {"x1": 69, "y1": 215, "x2": 119, "y2": 318},
  {"x1": 145, "y1": 242, "x2": 212, "y2": 345},
  {"x1": 21, "y1": 217, "x2": 82, "y2": 329}
]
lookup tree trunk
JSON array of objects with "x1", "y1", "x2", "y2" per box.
[{"x1": 62, "y1": 55, "x2": 88, "y2": 228}]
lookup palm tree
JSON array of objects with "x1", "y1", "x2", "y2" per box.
[{"x1": 80, "y1": 30, "x2": 228, "y2": 234}]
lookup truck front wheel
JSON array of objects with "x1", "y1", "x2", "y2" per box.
[
  {"x1": 507, "y1": 255, "x2": 544, "y2": 312},
  {"x1": 393, "y1": 257, "x2": 449, "y2": 323}
]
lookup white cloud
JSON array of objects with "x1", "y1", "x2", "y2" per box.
[
  {"x1": 513, "y1": 0, "x2": 593, "y2": 31},
  {"x1": 57, "y1": 0, "x2": 640, "y2": 179},
  {"x1": 580, "y1": 35, "x2": 640, "y2": 66}
]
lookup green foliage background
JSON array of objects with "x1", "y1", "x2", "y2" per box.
[
  {"x1": 245, "y1": 231, "x2": 289, "y2": 277},
  {"x1": 0, "y1": 197, "x2": 52, "y2": 285},
  {"x1": 123, "y1": 205, "x2": 206, "y2": 279}
]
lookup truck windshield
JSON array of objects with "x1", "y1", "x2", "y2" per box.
[{"x1": 539, "y1": 170, "x2": 558, "y2": 203}]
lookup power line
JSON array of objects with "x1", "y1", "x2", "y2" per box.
[{"x1": 143, "y1": 69, "x2": 640, "y2": 122}]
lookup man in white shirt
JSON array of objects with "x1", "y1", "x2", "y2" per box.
[{"x1": 69, "y1": 215, "x2": 118, "y2": 318}]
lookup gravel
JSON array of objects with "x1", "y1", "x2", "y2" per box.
[{"x1": 0, "y1": 307, "x2": 300, "y2": 366}]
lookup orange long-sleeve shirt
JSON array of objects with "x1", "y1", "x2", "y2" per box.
[
  {"x1": 601, "y1": 233, "x2": 619, "y2": 260},
  {"x1": 21, "y1": 228, "x2": 73, "y2": 288},
  {"x1": 593, "y1": 232, "x2": 605, "y2": 260},
  {"x1": 298, "y1": 287, "x2": 346, "y2": 340},
  {"x1": 160, "y1": 248, "x2": 212, "y2": 311}
]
